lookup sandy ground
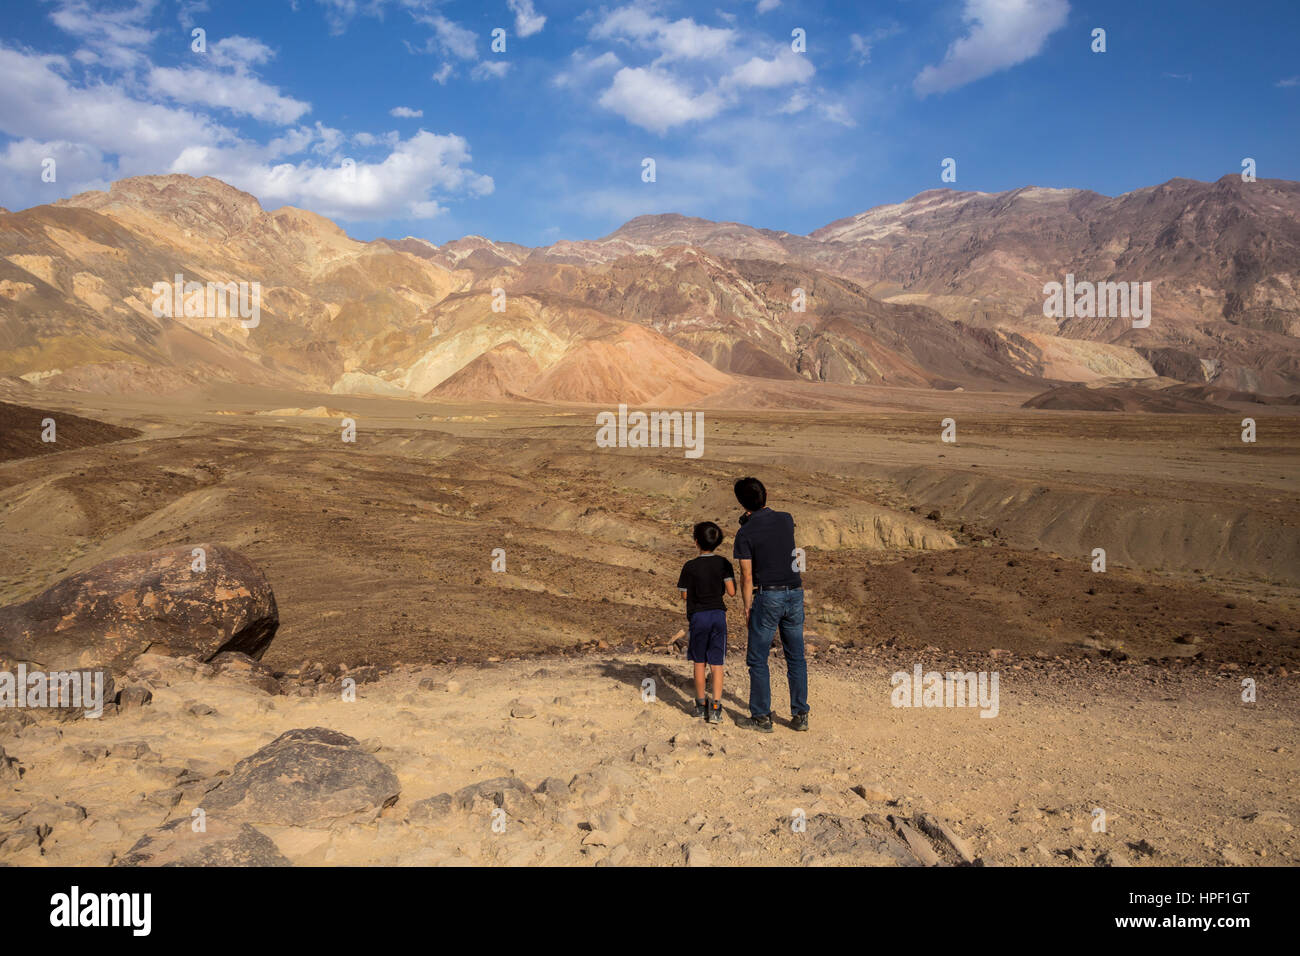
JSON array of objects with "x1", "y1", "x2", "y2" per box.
[
  {"x1": 1, "y1": 382, "x2": 1298, "y2": 865},
  {"x1": 1, "y1": 650, "x2": 1295, "y2": 866}
]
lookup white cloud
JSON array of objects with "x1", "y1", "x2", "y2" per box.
[
  {"x1": 147, "y1": 65, "x2": 311, "y2": 124},
  {"x1": 390, "y1": 106, "x2": 423, "y2": 117},
  {"x1": 414, "y1": 13, "x2": 478, "y2": 61},
  {"x1": 914, "y1": 0, "x2": 1069, "y2": 96},
  {"x1": 209, "y1": 36, "x2": 275, "y2": 69},
  {"x1": 432, "y1": 62, "x2": 454, "y2": 84},
  {"x1": 1277, "y1": 76, "x2": 1299, "y2": 88},
  {"x1": 592, "y1": 6, "x2": 735, "y2": 62},
  {"x1": 597, "y1": 66, "x2": 725, "y2": 134},
  {"x1": 849, "y1": 23, "x2": 901, "y2": 65},
  {"x1": 725, "y1": 51, "x2": 814, "y2": 89},
  {"x1": 554, "y1": 50, "x2": 622, "y2": 88},
  {"x1": 507, "y1": 0, "x2": 546, "y2": 38},
  {"x1": 48, "y1": 0, "x2": 157, "y2": 69},
  {"x1": 0, "y1": 43, "x2": 491, "y2": 222},
  {"x1": 756, "y1": 0, "x2": 781, "y2": 12},
  {"x1": 471, "y1": 60, "x2": 510, "y2": 81}
]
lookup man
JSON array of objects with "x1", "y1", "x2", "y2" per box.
[{"x1": 732, "y1": 476, "x2": 808, "y2": 733}]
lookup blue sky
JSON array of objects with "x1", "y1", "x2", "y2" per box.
[{"x1": 2, "y1": 0, "x2": 1297, "y2": 245}]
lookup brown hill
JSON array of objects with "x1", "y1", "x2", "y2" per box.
[
  {"x1": 1021, "y1": 384, "x2": 1228, "y2": 413},
  {"x1": 0, "y1": 400, "x2": 138, "y2": 462}
]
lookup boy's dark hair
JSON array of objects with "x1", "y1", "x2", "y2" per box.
[
  {"x1": 693, "y1": 521, "x2": 723, "y2": 552},
  {"x1": 734, "y1": 476, "x2": 767, "y2": 512}
]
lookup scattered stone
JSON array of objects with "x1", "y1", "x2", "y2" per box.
[
  {"x1": 509, "y1": 699, "x2": 538, "y2": 719},
  {"x1": 0, "y1": 746, "x2": 22, "y2": 782},
  {"x1": 684, "y1": 841, "x2": 712, "y2": 867},
  {"x1": 210, "y1": 651, "x2": 283, "y2": 695},
  {"x1": 915, "y1": 812, "x2": 976, "y2": 864},
  {"x1": 201, "y1": 727, "x2": 401, "y2": 826},
  {"x1": 116, "y1": 818, "x2": 290, "y2": 867},
  {"x1": 117, "y1": 685, "x2": 153, "y2": 712}
]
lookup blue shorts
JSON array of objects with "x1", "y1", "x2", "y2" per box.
[{"x1": 687, "y1": 609, "x2": 727, "y2": 666}]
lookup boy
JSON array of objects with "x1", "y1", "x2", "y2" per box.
[{"x1": 676, "y1": 521, "x2": 736, "y2": 724}]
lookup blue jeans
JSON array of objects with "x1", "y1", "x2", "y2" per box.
[{"x1": 746, "y1": 589, "x2": 808, "y2": 719}]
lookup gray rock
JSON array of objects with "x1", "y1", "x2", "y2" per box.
[
  {"x1": 117, "y1": 685, "x2": 153, "y2": 712},
  {"x1": 210, "y1": 651, "x2": 283, "y2": 696},
  {"x1": 116, "y1": 818, "x2": 291, "y2": 867},
  {"x1": 201, "y1": 727, "x2": 401, "y2": 826},
  {"x1": 407, "y1": 793, "x2": 455, "y2": 824},
  {"x1": 453, "y1": 776, "x2": 538, "y2": 819}
]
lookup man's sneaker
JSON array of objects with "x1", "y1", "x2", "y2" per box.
[
  {"x1": 743, "y1": 714, "x2": 774, "y2": 733},
  {"x1": 693, "y1": 698, "x2": 708, "y2": 719},
  {"x1": 708, "y1": 702, "x2": 723, "y2": 725},
  {"x1": 790, "y1": 712, "x2": 809, "y2": 732}
]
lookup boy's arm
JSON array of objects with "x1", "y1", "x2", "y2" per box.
[
  {"x1": 725, "y1": 579, "x2": 736, "y2": 597},
  {"x1": 739, "y1": 559, "x2": 754, "y2": 618}
]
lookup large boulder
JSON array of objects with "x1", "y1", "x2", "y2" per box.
[
  {"x1": 200, "y1": 728, "x2": 400, "y2": 826},
  {"x1": 0, "y1": 544, "x2": 278, "y2": 673}
]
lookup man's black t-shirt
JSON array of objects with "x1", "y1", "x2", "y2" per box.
[
  {"x1": 677, "y1": 554, "x2": 735, "y2": 617},
  {"x1": 733, "y1": 507, "x2": 801, "y2": 588}
]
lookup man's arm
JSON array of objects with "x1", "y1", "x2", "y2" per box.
[{"x1": 739, "y1": 559, "x2": 754, "y2": 618}]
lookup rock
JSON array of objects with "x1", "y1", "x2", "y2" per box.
[
  {"x1": 1245, "y1": 810, "x2": 1291, "y2": 828},
  {"x1": 0, "y1": 544, "x2": 279, "y2": 673},
  {"x1": 201, "y1": 727, "x2": 401, "y2": 826},
  {"x1": 851, "y1": 783, "x2": 891, "y2": 803},
  {"x1": 407, "y1": 793, "x2": 455, "y2": 824},
  {"x1": 890, "y1": 816, "x2": 942, "y2": 866},
  {"x1": 0, "y1": 826, "x2": 43, "y2": 853},
  {"x1": 684, "y1": 841, "x2": 712, "y2": 867},
  {"x1": 582, "y1": 809, "x2": 630, "y2": 847},
  {"x1": 116, "y1": 818, "x2": 291, "y2": 866},
  {"x1": 187, "y1": 702, "x2": 216, "y2": 717},
  {"x1": 0, "y1": 746, "x2": 22, "y2": 782},
  {"x1": 1127, "y1": 838, "x2": 1158, "y2": 858},
  {"x1": 210, "y1": 651, "x2": 283, "y2": 695},
  {"x1": 509, "y1": 699, "x2": 538, "y2": 719},
  {"x1": 534, "y1": 777, "x2": 573, "y2": 806},
  {"x1": 915, "y1": 812, "x2": 976, "y2": 864},
  {"x1": 453, "y1": 777, "x2": 538, "y2": 819},
  {"x1": 117, "y1": 685, "x2": 153, "y2": 712},
  {"x1": 1096, "y1": 848, "x2": 1131, "y2": 867}
]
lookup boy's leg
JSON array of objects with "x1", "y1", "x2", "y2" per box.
[
  {"x1": 693, "y1": 662, "x2": 707, "y2": 702},
  {"x1": 711, "y1": 664, "x2": 723, "y2": 700},
  {"x1": 778, "y1": 591, "x2": 809, "y2": 716},
  {"x1": 746, "y1": 592, "x2": 777, "y2": 718}
]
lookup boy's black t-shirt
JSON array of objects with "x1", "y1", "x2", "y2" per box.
[
  {"x1": 733, "y1": 507, "x2": 801, "y2": 588},
  {"x1": 677, "y1": 553, "x2": 735, "y2": 617}
]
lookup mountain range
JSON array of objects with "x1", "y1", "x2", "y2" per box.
[{"x1": 1, "y1": 173, "x2": 1297, "y2": 405}]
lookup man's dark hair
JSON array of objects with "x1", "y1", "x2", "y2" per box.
[
  {"x1": 693, "y1": 521, "x2": 723, "y2": 552},
  {"x1": 734, "y1": 476, "x2": 767, "y2": 512}
]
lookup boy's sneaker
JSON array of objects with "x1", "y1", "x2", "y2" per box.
[
  {"x1": 708, "y1": 702, "x2": 723, "y2": 724},
  {"x1": 743, "y1": 714, "x2": 774, "y2": 733},
  {"x1": 790, "y1": 712, "x2": 809, "y2": 732},
  {"x1": 693, "y1": 698, "x2": 708, "y2": 719}
]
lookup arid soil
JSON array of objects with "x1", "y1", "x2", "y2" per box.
[
  {"x1": 1, "y1": 384, "x2": 1298, "y2": 865},
  {"x1": 1, "y1": 650, "x2": 1295, "y2": 867}
]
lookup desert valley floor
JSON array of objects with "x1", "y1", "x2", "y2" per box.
[{"x1": 1, "y1": 382, "x2": 1297, "y2": 866}]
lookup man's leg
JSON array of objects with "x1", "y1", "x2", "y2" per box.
[
  {"x1": 778, "y1": 590, "x2": 809, "y2": 716},
  {"x1": 693, "y1": 662, "x2": 707, "y2": 701},
  {"x1": 746, "y1": 592, "x2": 777, "y2": 718}
]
